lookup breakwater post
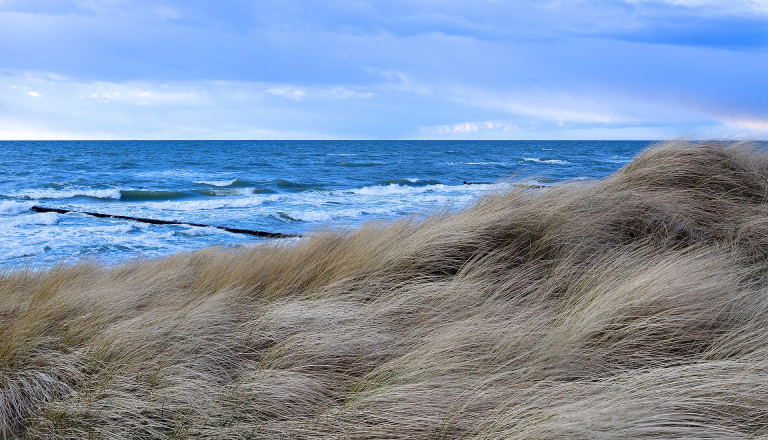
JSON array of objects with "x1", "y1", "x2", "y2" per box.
[{"x1": 30, "y1": 206, "x2": 300, "y2": 239}]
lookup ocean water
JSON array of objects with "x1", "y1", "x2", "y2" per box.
[{"x1": 0, "y1": 140, "x2": 651, "y2": 270}]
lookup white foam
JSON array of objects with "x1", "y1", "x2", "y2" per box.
[
  {"x1": 89, "y1": 224, "x2": 142, "y2": 234},
  {"x1": 4, "y1": 245, "x2": 46, "y2": 259},
  {"x1": 10, "y1": 212, "x2": 60, "y2": 227},
  {"x1": 151, "y1": 194, "x2": 282, "y2": 211},
  {"x1": 522, "y1": 158, "x2": 570, "y2": 165},
  {"x1": 134, "y1": 169, "x2": 200, "y2": 179},
  {"x1": 206, "y1": 188, "x2": 255, "y2": 196},
  {"x1": 603, "y1": 156, "x2": 631, "y2": 164},
  {"x1": 352, "y1": 183, "x2": 448, "y2": 196},
  {"x1": 175, "y1": 226, "x2": 222, "y2": 237},
  {"x1": 194, "y1": 179, "x2": 238, "y2": 187},
  {"x1": 283, "y1": 207, "x2": 396, "y2": 222},
  {"x1": 9, "y1": 188, "x2": 123, "y2": 200},
  {"x1": 0, "y1": 200, "x2": 35, "y2": 214},
  {"x1": 353, "y1": 182, "x2": 497, "y2": 197}
]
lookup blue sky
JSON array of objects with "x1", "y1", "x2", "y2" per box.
[{"x1": 0, "y1": 0, "x2": 767, "y2": 140}]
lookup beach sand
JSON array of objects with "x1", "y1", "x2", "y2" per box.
[{"x1": 3, "y1": 140, "x2": 768, "y2": 438}]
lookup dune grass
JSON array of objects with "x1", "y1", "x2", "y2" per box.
[{"x1": 4, "y1": 140, "x2": 768, "y2": 438}]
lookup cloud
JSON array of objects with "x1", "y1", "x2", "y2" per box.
[
  {"x1": 1, "y1": 67, "x2": 764, "y2": 141},
  {"x1": 0, "y1": 2, "x2": 766, "y2": 139},
  {"x1": 265, "y1": 85, "x2": 373, "y2": 101},
  {"x1": 625, "y1": 0, "x2": 768, "y2": 16},
  {"x1": 433, "y1": 122, "x2": 479, "y2": 134},
  {"x1": 720, "y1": 117, "x2": 768, "y2": 133},
  {"x1": 0, "y1": 72, "x2": 387, "y2": 139},
  {"x1": 427, "y1": 120, "x2": 518, "y2": 135}
]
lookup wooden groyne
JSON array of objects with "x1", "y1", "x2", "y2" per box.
[{"x1": 30, "y1": 206, "x2": 300, "y2": 239}]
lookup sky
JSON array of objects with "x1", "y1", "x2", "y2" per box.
[{"x1": 0, "y1": 0, "x2": 767, "y2": 140}]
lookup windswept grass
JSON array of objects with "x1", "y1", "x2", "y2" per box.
[{"x1": 4, "y1": 140, "x2": 768, "y2": 438}]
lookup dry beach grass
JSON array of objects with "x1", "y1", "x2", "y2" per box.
[{"x1": 4, "y1": 140, "x2": 768, "y2": 438}]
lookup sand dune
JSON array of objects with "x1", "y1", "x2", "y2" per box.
[{"x1": 3, "y1": 140, "x2": 768, "y2": 438}]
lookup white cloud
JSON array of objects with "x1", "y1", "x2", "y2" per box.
[
  {"x1": 0, "y1": 117, "x2": 113, "y2": 140},
  {"x1": 626, "y1": 0, "x2": 768, "y2": 15},
  {"x1": 438, "y1": 81, "x2": 721, "y2": 129},
  {"x1": 266, "y1": 87, "x2": 307, "y2": 100},
  {"x1": 447, "y1": 87, "x2": 628, "y2": 125},
  {"x1": 0, "y1": 67, "x2": 764, "y2": 140},
  {"x1": 0, "y1": 71, "x2": 381, "y2": 139},
  {"x1": 265, "y1": 85, "x2": 373, "y2": 100},
  {"x1": 726, "y1": 118, "x2": 768, "y2": 132},
  {"x1": 426, "y1": 120, "x2": 518, "y2": 135}
]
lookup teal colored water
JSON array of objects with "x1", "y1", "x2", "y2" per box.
[{"x1": 0, "y1": 140, "x2": 652, "y2": 269}]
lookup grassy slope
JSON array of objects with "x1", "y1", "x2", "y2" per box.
[{"x1": 4, "y1": 140, "x2": 768, "y2": 438}]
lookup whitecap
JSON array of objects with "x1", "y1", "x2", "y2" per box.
[
  {"x1": 4, "y1": 245, "x2": 47, "y2": 259},
  {"x1": 173, "y1": 226, "x2": 223, "y2": 237},
  {"x1": 351, "y1": 183, "x2": 448, "y2": 196},
  {"x1": 194, "y1": 179, "x2": 238, "y2": 187},
  {"x1": 151, "y1": 194, "x2": 283, "y2": 211},
  {"x1": 281, "y1": 207, "x2": 396, "y2": 223},
  {"x1": 0, "y1": 200, "x2": 35, "y2": 215},
  {"x1": 522, "y1": 158, "x2": 570, "y2": 165},
  {"x1": 204, "y1": 188, "x2": 255, "y2": 196},
  {"x1": 10, "y1": 212, "x2": 60, "y2": 227},
  {"x1": 9, "y1": 188, "x2": 123, "y2": 200}
]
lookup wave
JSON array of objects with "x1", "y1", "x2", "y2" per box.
[
  {"x1": 79, "y1": 223, "x2": 146, "y2": 234},
  {"x1": 276, "y1": 212, "x2": 300, "y2": 222},
  {"x1": 600, "y1": 156, "x2": 631, "y2": 164},
  {"x1": 274, "y1": 179, "x2": 326, "y2": 192},
  {"x1": 442, "y1": 161, "x2": 507, "y2": 166},
  {"x1": 465, "y1": 162, "x2": 506, "y2": 166},
  {"x1": 377, "y1": 178, "x2": 442, "y2": 187},
  {"x1": 9, "y1": 212, "x2": 60, "y2": 227},
  {"x1": 173, "y1": 226, "x2": 226, "y2": 237},
  {"x1": 8, "y1": 188, "x2": 123, "y2": 200},
  {"x1": 0, "y1": 200, "x2": 35, "y2": 215},
  {"x1": 276, "y1": 207, "x2": 396, "y2": 223},
  {"x1": 352, "y1": 183, "x2": 447, "y2": 196},
  {"x1": 351, "y1": 183, "x2": 491, "y2": 197},
  {"x1": 194, "y1": 187, "x2": 276, "y2": 197},
  {"x1": 194, "y1": 179, "x2": 252, "y2": 188},
  {"x1": 44, "y1": 179, "x2": 87, "y2": 188},
  {"x1": 118, "y1": 190, "x2": 189, "y2": 202},
  {"x1": 4, "y1": 245, "x2": 48, "y2": 259},
  {"x1": 150, "y1": 194, "x2": 283, "y2": 212},
  {"x1": 521, "y1": 158, "x2": 571, "y2": 165}
]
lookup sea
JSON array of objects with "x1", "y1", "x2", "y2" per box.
[{"x1": 0, "y1": 140, "x2": 652, "y2": 270}]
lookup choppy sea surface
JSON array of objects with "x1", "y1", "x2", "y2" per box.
[{"x1": 0, "y1": 140, "x2": 652, "y2": 270}]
